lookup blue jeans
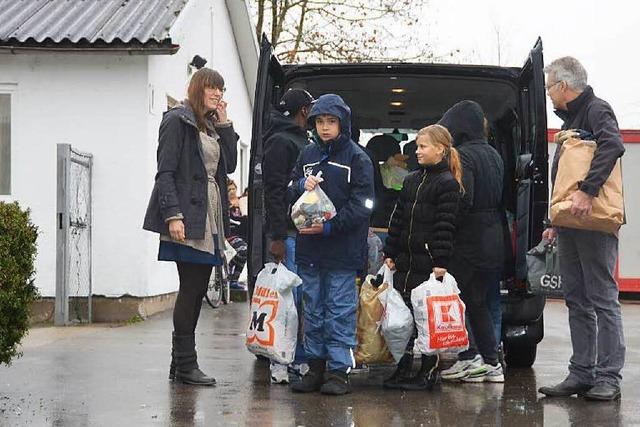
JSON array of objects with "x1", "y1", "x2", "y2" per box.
[
  {"x1": 487, "y1": 279, "x2": 502, "y2": 345},
  {"x1": 283, "y1": 236, "x2": 307, "y2": 365},
  {"x1": 298, "y1": 265, "x2": 357, "y2": 372}
]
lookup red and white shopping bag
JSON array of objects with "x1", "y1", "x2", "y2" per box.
[
  {"x1": 411, "y1": 273, "x2": 469, "y2": 353},
  {"x1": 246, "y1": 263, "x2": 302, "y2": 364}
]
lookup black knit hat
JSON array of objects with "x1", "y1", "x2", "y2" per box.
[{"x1": 277, "y1": 89, "x2": 315, "y2": 117}]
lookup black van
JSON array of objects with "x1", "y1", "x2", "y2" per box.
[{"x1": 247, "y1": 36, "x2": 549, "y2": 368}]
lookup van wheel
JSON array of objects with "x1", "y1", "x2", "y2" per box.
[{"x1": 504, "y1": 342, "x2": 537, "y2": 368}]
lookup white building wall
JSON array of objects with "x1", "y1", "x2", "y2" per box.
[
  {"x1": 144, "y1": 0, "x2": 254, "y2": 296},
  {"x1": 0, "y1": 54, "x2": 148, "y2": 297}
]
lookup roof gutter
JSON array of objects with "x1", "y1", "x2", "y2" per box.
[{"x1": 0, "y1": 44, "x2": 180, "y2": 55}]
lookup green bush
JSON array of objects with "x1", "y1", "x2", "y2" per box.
[{"x1": 0, "y1": 201, "x2": 39, "y2": 366}]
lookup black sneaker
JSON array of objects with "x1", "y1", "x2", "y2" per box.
[
  {"x1": 320, "y1": 371, "x2": 351, "y2": 395},
  {"x1": 291, "y1": 359, "x2": 325, "y2": 393}
]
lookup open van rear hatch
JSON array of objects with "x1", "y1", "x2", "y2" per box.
[{"x1": 248, "y1": 37, "x2": 548, "y2": 289}]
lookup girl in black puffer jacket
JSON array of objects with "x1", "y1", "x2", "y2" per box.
[{"x1": 383, "y1": 124, "x2": 463, "y2": 391}]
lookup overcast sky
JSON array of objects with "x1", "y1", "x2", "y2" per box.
[{"x1": 418, "y1": 0, "x2": 640, "y2": 128}]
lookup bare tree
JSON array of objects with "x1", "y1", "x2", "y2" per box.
[{"x1": 251, "y1": 0, "x2": 440, "y2": 63}]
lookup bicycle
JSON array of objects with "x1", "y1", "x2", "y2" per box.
[{"x1": 205, "y1": 258, "x2": 230, "y2": 308}]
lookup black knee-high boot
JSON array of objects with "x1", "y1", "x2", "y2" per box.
[
  {"x1": 169, "y1": 331, "x2": 176, "y2": 380},
  {"x1": 383, "y1": 353, "x2": 414, "y2": 389},
  {"x1": 173, "y1": 333, "x2": 216, "y2": 386},
  {"x1": 397, "y1": 354, "x2": 441, "y2": 391}
]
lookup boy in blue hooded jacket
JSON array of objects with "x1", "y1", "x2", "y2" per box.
[{"x1": 289, "y1": 94, "x2": 374, "y2": 395}]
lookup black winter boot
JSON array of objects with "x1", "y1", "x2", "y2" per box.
[
  {"x1": 320, "y1": 371, "x2": 351, "y2": 395},
  {"x1": 169, "y1": 332, "x2": 176, "y2": 380},
  {"x1": 291, "y1": 359, "x2": 325, "y2": 393},
  {"x1": 383, "y1": 353, "x2": 414, "y2": 389},
  {"x1": 397, "y1": 354, "x2": 441, "y2": 391},
  {"x1": 173, "y1": 334, "x2": 216, "y2": 386}
]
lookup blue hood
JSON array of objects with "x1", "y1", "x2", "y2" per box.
[{"x1": 307, "y1": 94, "x2": 352, "y2": 146}]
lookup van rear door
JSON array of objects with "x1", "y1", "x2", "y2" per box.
[
  {"x1": 514, "y1": 37, "x2": 548, "y2": 283},
  {"x1": 247, "y1": 36, "x2": 284, "y2": 292}
]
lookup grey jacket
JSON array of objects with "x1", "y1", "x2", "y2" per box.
[
  {"x1": 143, "y1": 103, "x2": 238, "y2": 239},
  {"x1": 551, "y1": 86, "x2": 625, "y2": 197}
]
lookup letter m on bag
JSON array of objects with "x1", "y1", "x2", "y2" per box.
[
  {"x1": 246, "y1": 300, "x2": 279, "y2": 347},
  {"x1": 249, "y1": 312, "x2": 268, "y2": 332}
]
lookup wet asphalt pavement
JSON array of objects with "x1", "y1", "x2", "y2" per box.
[{"x1": 1, "y1": 299, "x2": 639, "y2": 426}]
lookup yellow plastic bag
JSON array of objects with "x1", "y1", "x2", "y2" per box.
[{"x1": 355, "y1": 276, "x2": 394, "y2": 365}]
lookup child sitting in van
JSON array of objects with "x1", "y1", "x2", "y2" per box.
[
  {"x1": 288, "y1": 94, "x2": 374, "y2": 395},
  {"x1": 383, "y1": 124, "x2": 463, "y2": 390}
]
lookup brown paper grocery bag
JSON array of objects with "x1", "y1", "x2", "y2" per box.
[
  {"x1": 550, "y1": 133, "x2": 624, "y2": 234},
  {"x1": 355, "y1": 277, "x2": 394, "y2": 365}
]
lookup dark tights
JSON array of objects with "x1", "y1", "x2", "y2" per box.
[{"x1": 173, "y1": 262, "x2": 213, "y2": 335}]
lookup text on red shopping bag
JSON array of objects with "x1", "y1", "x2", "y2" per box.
[{"x1": 425, "y1": 295, "x2": 469, "y2": 350}]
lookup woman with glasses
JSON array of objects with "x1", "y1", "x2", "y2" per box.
[{"x1": 143, "y1": 68, "x2": 238, "y2": 386}]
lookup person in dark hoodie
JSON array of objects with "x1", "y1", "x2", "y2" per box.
[
  {"x1": 538, "y1": 57, "x2": 625, "y2": 401},
  {"x1": 288, "y1": 94, "x2": 374, "y2": 395},
  {"x1": 262, "y1": 88, "x2": 314, "y2": 384},
  {"x1": 383, "y1": 124, "x2": 463, "y2": 391},
  {"x1": 437, "y1": 100, "x2": 506, "y2": 383},
  {"x1": 143, "y1": 68, "x2": 238, "y2": 386}
]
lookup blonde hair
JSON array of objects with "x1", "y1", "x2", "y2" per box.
[{"x1": 416, "y1": 124, "x2": 465, "y2": 193}]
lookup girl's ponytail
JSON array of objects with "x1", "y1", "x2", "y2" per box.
[{"x1": 448, "y1": 146, "x2": 465, "y2": 194}]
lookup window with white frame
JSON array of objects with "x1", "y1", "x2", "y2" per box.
[{"x1": 0, "y1": 93, "x2": 10, "y2": 195}]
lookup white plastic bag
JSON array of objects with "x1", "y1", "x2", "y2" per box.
[
  {"x1": 246, "y1": 263, "x2": 302, "y2": 364},
  {"x1": 224, "y1": 239, "x2": 237, "y2": 262},
  {"x1": 291, "y1": 172, "x2": 337, "y2": 231},
  {"x1": 367, "y1": 230, "x2": 384, "y2": 275},
  {"x1": 377, "y1": 268, "x2": 413, "y2": 362},
  {"x1": 376, "y1": 264, "x2": 394, "y2": 288},
  {"x1": 411, "y1": 273, "x2": 469, "y2": 354}
]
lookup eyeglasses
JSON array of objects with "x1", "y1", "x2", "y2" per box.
[
  {"x1": 545, "y1": 81, "x2": 562, "y2": 92},
  {"x1": 207, "y1": 86, "x2": 226, "y2": 94}
]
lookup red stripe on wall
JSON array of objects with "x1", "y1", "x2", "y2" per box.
[
  {"x1": 548, "y1": 129, "x2": 640, "y2": 143},
  {"x1": 615, "y1": 259, "x2": 640, "y2": 292}
]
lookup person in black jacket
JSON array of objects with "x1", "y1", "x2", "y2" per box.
[
  {"x1": 143, "y1": 68, "x2": 239, "y2": 386},
  {"x1": 538, "y1": 57, "x2": 625, "y2": 401},
  {"x1": 383, "y1": 124, "x2": 463, "y2": 391},
  {"x1": 437, "y1": 100, "x2": 506, "y2": 384},
  {"x1": 262, "y1": 88, "x2": 314, "y2": 384}
]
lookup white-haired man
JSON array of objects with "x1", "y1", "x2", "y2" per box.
[{"x1": 538, "y1": 57, "x2": 625, "y2": 401}]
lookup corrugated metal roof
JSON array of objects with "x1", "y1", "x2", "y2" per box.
[{"x1": 0, "y1": 0, "x2": 189, "y2": 51}]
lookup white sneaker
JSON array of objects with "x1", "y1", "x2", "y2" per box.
[
  {"x1": 462, "y1": 363, "x2": 504, "y2": 383},
  {"x1": 270, "y1": 362, "x2": 289, "y2": 384},
  {"x1": 441, "y1": 355, "x2": 486, "y2": 380}
]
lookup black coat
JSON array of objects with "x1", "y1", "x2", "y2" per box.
[
  {"x1": 143, "y1": 103, "x2": 238, "y2": 239},
  {"x1": 438, "y1": 100, "x2": 505, "y2": 272},
  {"x1": 551, "y1": 86, "x2": 625, "y2": 196},
  {"x1": 263, "y1": 111, "x2": 309, "y2": 240},
  {"x1": 384, "y1": 160, "x2": 461, "y2": 293}
]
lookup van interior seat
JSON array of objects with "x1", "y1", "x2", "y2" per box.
[{"x1": 366, "y1": 134, "x2": 400, "y2": 163}]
